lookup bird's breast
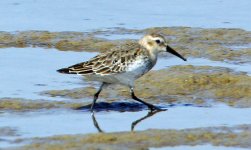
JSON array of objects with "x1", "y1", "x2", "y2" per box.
[{"x1": 126, "y1": 57, "x2": 155, "y2": 78}]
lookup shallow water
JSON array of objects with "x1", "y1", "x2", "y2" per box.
[
  {"x1": 156, "y1": 57, "x2": 251, "y2": 75},
  {"x1": 96, "y1": 33, "x2": 142, "y2": 40},
  {"x1": 1, "y1": 0, "x2": 251, "y2": 31},
  {"x1": 1, "y1": 104, "x2": 251, "y2": 148},
  {"x1": 0, "y1": 48, "x2": 97, "y2": 100},
  {"x1": 225, "y1": 43, "x2": 251, "y2": 50}
]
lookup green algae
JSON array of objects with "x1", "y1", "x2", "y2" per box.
[
  {"x1": 42, "y1": 65, "x2": 251, "y2": 108},
  {"x1": 0, "y1": 27, "x2": 251, "y2": 63},
  {"x1": 54, "y1": 38, "x2": 117, "y2": 52},
  {"x1": 0, "y1": 31, "x2": 119, "y2": 52},
  {"x1": 0, "y1": 98, "x2": 88, "y2": 112},
  {"x1": 11, "y1": 125, "x2": 251, "y2": 150},
  {"x1": 42, "y1": 86, "x2": 111, "y2": 100}
]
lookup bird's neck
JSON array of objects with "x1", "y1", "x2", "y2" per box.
[{"x1": 145, "y1": 48, "x2": 158, "y2": 65}]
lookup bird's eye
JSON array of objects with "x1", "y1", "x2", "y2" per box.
[{"x1": 155, "y1": 40, "x2": 161, "y2": 44}]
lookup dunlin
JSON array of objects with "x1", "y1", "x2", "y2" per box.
[{"x1": 57, "y1": 34, "x2": 187, "y2": 112}]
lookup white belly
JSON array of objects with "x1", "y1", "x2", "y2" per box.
[
  {"x1": 114, "y1": 58, "x2": 155, "y2": 86},
  {"x1": 85, "y1": 58, "x2": 156, "y2": 86},
  {"x1": 127, "y1": 58, "x2": 153, "y2": 77}
]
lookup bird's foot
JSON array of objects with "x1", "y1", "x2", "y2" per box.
[{"x1": 148, "y1": 104, "x2": 167, "y2": 112}]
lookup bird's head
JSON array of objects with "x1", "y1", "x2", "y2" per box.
[{"x1": 139, "y1": 33, "x2": 187, "y2": 61}]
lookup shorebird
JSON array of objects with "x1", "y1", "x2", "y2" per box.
[{"x1": 57, "y1": 33, "x2": 187, "y2": 112}]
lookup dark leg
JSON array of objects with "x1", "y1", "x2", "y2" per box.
[
  {"x1": 91, "y1": 82, "x2": 106, "y2": 113},
  {"x1": 91, "y1": 112, "x2": 104, "y2": 132},
  {"x1": 130, "y1": 87, "x2": 160, "y2": 111}
]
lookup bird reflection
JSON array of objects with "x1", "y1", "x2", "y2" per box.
[
  {"x1": 131, "y1": 110, "x2": 162, "y2": 131},
  {"x1": 91, "y1": 113, "x2": 104, "y2": 132},
  {"x1": 91, "y1": 110, "x2": 165, "y2": 133}
]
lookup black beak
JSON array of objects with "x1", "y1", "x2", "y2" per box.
[{"x1": 166, "y1": 45, "x2": 187, "y2": 61}]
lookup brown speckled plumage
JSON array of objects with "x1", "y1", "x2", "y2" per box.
[{"x1": 58, "y1": 42, "x2": 149, "y2": 75}]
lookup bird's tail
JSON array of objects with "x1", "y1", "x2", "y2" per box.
[
  {"x1": 57, "y1": 62, "x2": 94, "y2": 75},
  {"x1": 57, "y1": 68, "x2": 77, "y2": 74}
]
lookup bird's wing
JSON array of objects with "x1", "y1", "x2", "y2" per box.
[{"x1": 59, "y1": 42, "x2": 147, "y2": 76}]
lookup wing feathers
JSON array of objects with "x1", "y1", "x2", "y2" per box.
[{"x1": 57, "y1": 42, "x2": 147, "y2": 76}]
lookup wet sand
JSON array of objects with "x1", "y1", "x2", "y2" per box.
[{"x1": 8, "y1": 125, "x2": 251, "y2": 150}]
